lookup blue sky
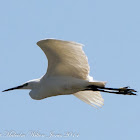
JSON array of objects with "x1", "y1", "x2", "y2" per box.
[{"x1": 0, "y1": 0, "x2": 140, "y2": 140}]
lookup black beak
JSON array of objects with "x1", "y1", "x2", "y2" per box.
[{"x1": 2, "y1": 85, "x2": 24, "y2": 92}]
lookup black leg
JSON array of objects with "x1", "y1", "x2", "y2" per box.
[{"x1": 85, "y1": 85, "x2": 137, "y2": 95}]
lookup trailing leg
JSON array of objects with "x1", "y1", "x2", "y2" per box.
[{"x1": 85, "y1": 85, "x2": 137, "y2": 95}]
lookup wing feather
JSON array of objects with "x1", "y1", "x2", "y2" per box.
[
  {"x1": 37, "y1": 39, "x2": 89, "y2": 80},
  {"x1": 74, "y1": 91, "x2": 104, "y2": 108}
]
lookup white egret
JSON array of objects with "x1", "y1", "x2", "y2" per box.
[{"x1": 3, "y1": 39, "x2": 137, "y2": 108}]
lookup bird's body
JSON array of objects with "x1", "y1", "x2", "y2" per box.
[
  {"x1": 29, "y1": 76, "x2": 89, "y2": 99},
  {"x1": 3, "y1": 39, "x2": 136, "y2": 108}
]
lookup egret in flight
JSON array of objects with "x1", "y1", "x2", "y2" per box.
[{"x1": 3, "y1": 39, "x2": 137, "y2": 108}]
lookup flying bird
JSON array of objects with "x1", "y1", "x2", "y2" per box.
[{"x1": 3, "y1": 39, "x2": 137, "y2": 108}]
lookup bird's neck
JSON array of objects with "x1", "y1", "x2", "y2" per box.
[{"x1": 25, "y1": 79, "x2": 40, "y2": 90}]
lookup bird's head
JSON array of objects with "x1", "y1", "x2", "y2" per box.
[{"x1": 2, "y1": 79, "x2": 40, "y2": 92}]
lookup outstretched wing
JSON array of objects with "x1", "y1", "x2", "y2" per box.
[{"x1": 37, "y1": 39, "x2": 89, "y2": 80}]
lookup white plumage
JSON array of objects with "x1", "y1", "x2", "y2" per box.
[
  {"x1": 3, "y1": 39, "x2": 136, "y2": 108},
  {"x1": 36, "y1": 39, "x2": 105, "y2": 107},
  {"x1": 37, "y1": 39, "x2": 89, "y2": 79}
]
